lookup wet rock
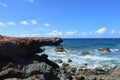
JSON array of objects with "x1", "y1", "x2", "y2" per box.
[
  {"x1": 97, "y1": 48, "x2": 111, "y2": 52},
  {"x1": 54, "y1": 47, "x2": 67, "y2": 52},
  {"x1": 54, "y1": 59, "x2": 63, "y2": 63},
  {"x1": 67, "y1": 59, "x2": 72, "y2": 63},
  {"x1": 81, "y1": 51, "x2": 90, "y2": 55},
  {"x1": 74, "y1": 75, "x2": 85, "y2": 80},
  {"x1": 94, "y1": 67, "x2": 107, "y2": 75},
  {"x1": 62, "y1": 63, "x2": 69, "y2": 68}
]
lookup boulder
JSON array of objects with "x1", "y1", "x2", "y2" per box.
[
  {"x1": 81, "y1": 51, "x2": 90, "y2": 55},
  {"x1": 97, "y1": 48, "x2": 111, "y2": 52},
  {"x1": 54, "y1": 59, "x2": 63, "y2": 63},
  {"x1": 67, "y1": 59, "x2": 72, "y2": 63},
  {"x1": 62, "y1": 63, "x2": 69, "y2": 68},
  {"x1": 54, "y1": 47, "x2": 67, "y2": 52}
]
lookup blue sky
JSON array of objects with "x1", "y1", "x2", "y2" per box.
[{"x1": 0, "y1": 0, "x2": 120, "y2": 38}]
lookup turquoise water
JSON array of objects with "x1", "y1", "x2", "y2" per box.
[{"x1": 41, "y1": 38, "x2": 120, "y2": 68}]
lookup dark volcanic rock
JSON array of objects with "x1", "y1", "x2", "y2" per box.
[
  {"x1": 67, "y1": 59, "x2": 72, "y2": 63},
  {"x1": 0, "y1": 36, "x2": 62, "y2": 58},
  {"x1": 97, "y1": 48, "x2": 111, "y2": 52},
  {"x1": 54, "y1": 59, "x2": 63, "y2": 63},
  {"x1": 0, "y1": 68, "x2": 23, "y2": 79},
  {"x1": 81, "y1": 51, "x2": 90, "y2": 55},
  {"x1": 0, "y1": 54, "x2": 60, "y2": 80},
  {"x1": 54, "y1": 47, "x2": 67, "y2": 52}
]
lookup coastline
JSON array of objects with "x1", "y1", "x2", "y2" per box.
[{"x1": 0, "y1": 36, "x2": 120, "y2": 80}]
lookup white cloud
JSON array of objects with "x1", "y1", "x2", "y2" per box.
[
  {"x1": 31, "y1": 20, "x2": 37, "y2": 24},
  {"x1": 66, "y1": 31, "x2": 77, "y2": 36},
  {"x1": 0, "y1": 22, "x2": 5, "y2": 27},
  {"x1": 7, "y1": 21, "x2": 16, "y2": 25},
  {"x1": 110, "y1": 29, "x2": 115, "y2": 34},
  {"x1": 81, "y1": 32, "x2": 88, "y2": 35},
  {"x1": 0, "y1": 2, "x2": 7, "y2": 7},
  {"x1": 47, "y1": 30, "x2": 62, "y2": 36},
  {"x1": 20, "y1": 21, "x2": 29, "y2": 25},
  {"x1": 43, "y1": 23, "x2": 50, "y2": 27},
  {"x1": 95, "y1": 27, "x2": 106, "y2": 35},
  {"x1": 28, "y1": 0, "x2": 35, "y2": 3}
]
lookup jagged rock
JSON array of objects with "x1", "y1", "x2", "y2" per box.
[
  {"x1": 94, "y1": 67, "x2": 107, "y2": 75},
  {"x1": 54, "y1": 59, "x2": 63, "y2": 63},
  {"x1": 0, "y1": 36, "x2": 62, "y2": 59},
  {"x1": 81, "y1": 51, "x2": 90, "y2": 55},
  {"x1": 54, "y1": 47, "x2": 67, "y2": 52},
  {"x1": 62, "y1": 63, "x2": 69, "y2": 68},
  {"x1": 67, "y1": 59, "x2": 72, "y2": 63},
  {"x1": 22, "y1": 61, "x2": 59, "y2": 80},
  {"x1": 97, "y1": 48, "x2": 111, "y2": 52},
  {"x1": 0, "y1": 68, "x2": 23, "y2": 79}
]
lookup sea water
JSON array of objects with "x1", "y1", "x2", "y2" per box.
[{"x1": 40, "y1": 38, "x2": 120, "y2": 68}]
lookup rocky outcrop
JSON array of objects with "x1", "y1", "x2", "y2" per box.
[
  {"x1": 54, "y1": 47, "x2": 67, "y2": 52},
  {"x1": 0, "y1": 35, "x2": 62, "y2": 58},
  {"x1": 97, "y1": 48, "x2": 111, "y2": 52},
  {"x1": 0, "y1": 54, "x2": 60, "y2": 80},
  {"x1": 54, "y1": 59, "x2": 63, "y2": 63},
  {"x1": 81, "y1": 51, "x2": 90, "y2": 55}
]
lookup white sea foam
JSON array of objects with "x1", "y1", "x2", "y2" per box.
[
  {"x1": 40, "y1": 46, "x2": 120, "y2": 68},
  {"x1": 110, "y1": 49, "x2": 119, "y2": 52}
]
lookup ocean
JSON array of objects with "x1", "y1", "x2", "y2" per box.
[{"x1": 40, "y1": 38, "x2": 120, "y2": 68}]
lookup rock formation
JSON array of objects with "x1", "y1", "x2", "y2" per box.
[
  {"x1": 0, "y1": 35, "x2": 62, "y2": 58},
  {"x1": 54, "y1": 47, "x2": 67, "y2": 52},
  {"x1": 81, "y1": 51, "x2": 90, "y2": 55},
  {"x1": 97, "y1": 48, "x2": 111, "y2": 52}
]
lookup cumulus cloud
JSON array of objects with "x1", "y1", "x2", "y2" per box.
[
  {"x1": 66, "y1": 31, "x2": 77, "y2": 36},
  {"x1": 0, "y1": 22, "x2": 5, "y2": 27},
  {"x1": 0, "y1": 2, "x2": 7, "y2": 7},
  {"x1": 20, "y1": 21, "x2": 29, "y2": 25},
  {"x1": 7, "y1": 21, "x2": 16, "y2": 25},
  {"x1": 110, "y1": 29, "x2": 115, "y2": 34},
  {"x1": 95, "y1": 27, "x2": 106, "y2": 35},
  {"x1": 31, "y1": 20, "x2": 37, "y2": 24},
  {"x1": 47, "y1": 30, "x2": 62, "y2": 36},
  {"x1": 43, "y1": 23, "x2": 50, "y2": 27}
]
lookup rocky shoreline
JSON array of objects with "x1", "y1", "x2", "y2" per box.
[{"x1": 0, "y1": 35, "x2": 120, "y2": 80}]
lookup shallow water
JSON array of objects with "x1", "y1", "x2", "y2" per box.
[{"x1": 39, "y1": 38, "x2": 120, "y2": 68}]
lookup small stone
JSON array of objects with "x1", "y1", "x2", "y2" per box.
[{"x1": 67, "y1": 59, "x2": 72, "y2": 63}]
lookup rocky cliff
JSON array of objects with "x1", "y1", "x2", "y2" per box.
[{"x1": 0, "y1": 35, "x2": 62, "y2": 58}]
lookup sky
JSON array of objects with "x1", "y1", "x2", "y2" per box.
[{"x1": 0, "y1": 0, "x2": 120, "y2": 38}]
